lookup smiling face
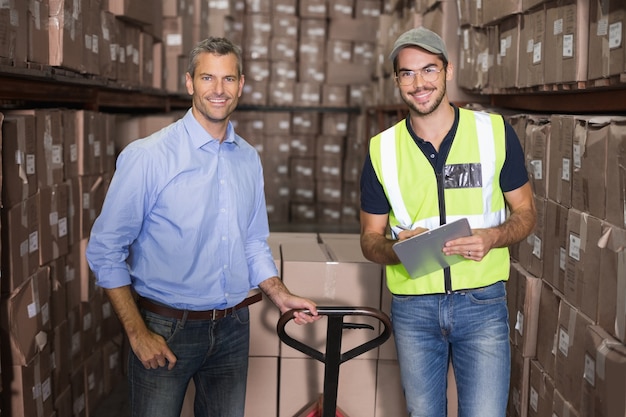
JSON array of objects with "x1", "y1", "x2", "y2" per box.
[
  {"x1": 185, "y1": 52, "x2": 244, "y2": 138},
  {"x1": 395, "y1": 46, "x2": 452, "y2": 117}
]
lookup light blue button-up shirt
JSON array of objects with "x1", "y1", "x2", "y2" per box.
[{"x1": 86, "y1": 109, "x2": 278, "y2": 310}]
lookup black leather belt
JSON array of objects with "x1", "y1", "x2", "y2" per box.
[{"x1": 137, "y1": 292, "x2": 262, "y2": 320}]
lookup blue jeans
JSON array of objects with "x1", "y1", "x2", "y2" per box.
[
  {"x1": 391, "y1": 281, "x2": 510, "y2": 417},
  {"x1": 128, "y1": 307, "x2": 250, "y2": 417}
]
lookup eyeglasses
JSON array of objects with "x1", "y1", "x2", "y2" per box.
[{"x1": 395, "y1": 67, "x2": 444, "y2": 85}]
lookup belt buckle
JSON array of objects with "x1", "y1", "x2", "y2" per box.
[{"x1": 212, "y1": 309, "x2": 217, "y2": 321}]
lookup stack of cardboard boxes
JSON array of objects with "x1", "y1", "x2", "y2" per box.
[
  {"x1": 506, "y1": 111, "x2": 626, "y2": 417},
  {"x1": 1, "y1": 108, "x2": 123, "y2": 417}
]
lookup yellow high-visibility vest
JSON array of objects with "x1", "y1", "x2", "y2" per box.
[{"x1": 369, "y1": 108, "x2": 510, "y2": 294}]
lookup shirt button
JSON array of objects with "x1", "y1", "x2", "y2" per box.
[
  {"x1": 222, "y1": 236, "x2": 227, "y2": 240},
  {"x1": 223, "y1": 265, "x2": 228, "y2": 270},
  {"x1": 430, "y1": 154, "x2": 435, "y2": 158}
]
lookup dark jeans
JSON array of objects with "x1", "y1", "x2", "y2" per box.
[
  {"x1": 128, "y1": 307, "x2": 250, "y2": 417},
  {"x1": 392, "y1": 281, "x2": 510, "y2": 417}
]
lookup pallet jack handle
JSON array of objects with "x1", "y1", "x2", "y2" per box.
[{"x1": 277, "y1": 307, "x2": 392, "y2": 417}]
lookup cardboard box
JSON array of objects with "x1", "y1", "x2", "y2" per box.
[
  {"x1": 495, "y1": 14, "x2": 522, "y2": 89},
  {"x1": 264, "y1": 112, "x2": 292, "y2": 136},
  {"x1": 38, "y1": 183, "x2": 69, "y2": 266},
  {"x1": 457, "y1": 0, "x2": 483, "y2": 27},
  {"x1": 509, "y1": 345, "x2": 531, "y2": 417},
  {"x1": 374, "y1": 360, "x2": 406, "y2": 416},
  {"x1": 54, "y1": 381, "x2": 73, "y2": 417},
  {"x1": 510, "y1": 263, "x2": 543, "y2": 357},
  {"x1": 292, "y1": 113, "x2": 319, "y2": 136},
  {"x1": 581, "y1": 325, "x2": 626, "y2": 417},
  {"x1": 52, "y1": 320, "x2": 71, "y2": 396},
  {"x1": 547, "y1": 115, "x2": 574, "y2": 208},
  {"x1": 321, "y1": 113, "x2": 349, "y2": 136},
  {"x1": 294, "y1": 82, "x2": 321, "y2": 106},
  {"x1": 553, "y1": 388, "x2": 579, "y2": 416},
  {"x1": 604, "y1": 117, "x2": 626, "y2": 228},
  {"x1": 248, "y1": 288, "x2": 281, "y2": 357},
  {"x1": 528, "y1": 359, "x2": 555, "y2": 417},
  {"x1": 516, "y1": 196, "x2": 546, "y2": 278},
  {"x1": 279, "y1": 358, "x2": 377, "y2": 417},
  {"x1": 1, "y1": 194, "x2": 40, "y2": 293},
  {"x1": 555, "y1": 300, "x2": 594, "y2": 410},
  {"x1": 597, "y1": 223, "x2": 626, "y2": 343},
  {"x1": 588, "y1": 0, "x2": 626, "y2": 81},
  {"x1": 1, "y1": 114, "x2": 38, "y2": 209},
  {"x1": 77, "y1": 175, "x2": 105, "y2": 240},
  {"x1": 458, "y1": 26, "x2": 491, "y2": 92},
  {"x1": 316, "y1": 180, "x2": 342, "y2": 204},
  {"x1": 7, "y1": 346, "x2": 54, "y2": 417},
  {"x1": 244, "y1": 357, "x2": 279, "y2": 417},
  {"x1": 290, "y1": 179, "x2": 316, "y2": 203},
  {"x1": 536, "y1": 281, "x2": 560, "y2": 379},
  {"x1": 519, "y1": 7, "x2": 546, "y2": 88},
  {"x1": 62, "y1": 109, "x2": 79, "y2": 180},
  {"x1": 270, "y1": 35, "x2": 298, "y2": 62},
  {"x1": 315, "y1": 155, "x2": 343, "y2": 181},
  {"x1": 326, "y1": 61, "x2": 373, "y2": 85},
  {"x1": 482, "y1": 0, "x2": 523, "y2": 25},
  {"x1": 571, "y1": 116, "x2": 608, "y2": 220},
  {"x1": 84, "y1": 347, "x2": 105, "y2": 416},
  {"x1": 74, "y1": 110, "x2": 102, "y2": 177},
  {"x1": 543, "y1": 200, "x2": 569, "y2": 293},
  {"x1": 98, "y1": 9, "x2": 118, "y2": 81},
  {"x1": 564, "y1": 209, "x2": 602, "y2": 319},
  {"x1": 5, "y1": 0, "x2": 28, "y2": 66},
  {"x1": 525, "y1": 115, "x2": 551, "y2": 198},
  {"x1": 1, "y1": 267, "x2": 51, "y2": 366},
  {"x1": 322, "y1": 85, "x2": 349, "y2": 107},
  {"x1": 70, "y1": 363, "x2": 87, "y2": 417},
  {"x1": 316, "y1": 203, "x2": 342, "y2": 223},
  {"x1": 67, "y1": 305, "x2": 84, "y2": 373},
  {"x1": 48, "y1": 0, "x2": 84, "y2": 71},
  {"x1": 280, "y1": 239, "x2": 383, "y2": 360},
  {"x1": 273, "y1": 0, "x2": 297, "y2": 15},
  {"x1": 101, "y1": 337, "x2": 124, "y2": 397},
  {"x1": 27, "y1": 0, "x2": 50, "y2": 64},
  {"x1": 299, "y1": 0, "x2": 327, "y2": 18},
  {"x1": 49, "y1": 256, "x2": 68, "y2": 328},
  {"x1": 544, "y1": 0, "x2": 589, "y2": 85}
]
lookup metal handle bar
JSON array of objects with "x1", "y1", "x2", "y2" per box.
[
  {"x1": 276, "y1": 306, "x2": 392, "y2": 365},
  {"x1": 277, "y1": 306, "x2": 392, "y2": 417}
]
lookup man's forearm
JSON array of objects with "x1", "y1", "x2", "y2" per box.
[
  {"x1": 491, "y1": 206, "x2": 537, "y2": 248},
  {"x1": 360, "y1": 231, "x2": 401, "y2": 265},
  {"x1": 105, "y1": 286, "x2": 149, "y2": 341},
  {"x1": 258, "y1": 276, "x2": 292, "y2": 312}
]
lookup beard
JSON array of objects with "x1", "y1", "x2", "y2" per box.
[
  {"x1": 401, "y1": 81, "x2": 447, "y2": 116},
  {"x1": 193, "y1": 94, "x2": 237, "y2": 125}
]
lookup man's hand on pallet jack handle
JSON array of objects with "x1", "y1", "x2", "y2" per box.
[{"x1": 259, "y1": 276, "x2": 321, "y2": 325}]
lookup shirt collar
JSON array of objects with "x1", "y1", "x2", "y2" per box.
[{"x1": 182, "y1": 108, "x2": 238, "y2": 149}]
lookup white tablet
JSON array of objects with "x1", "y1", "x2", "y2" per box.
[{"x1": 392, "y1": 218, "x2": 472, "y2": 279}]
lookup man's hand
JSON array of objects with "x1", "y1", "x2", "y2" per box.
[
  {"x1": 105, "y1": 286, "x2": 178, "y2": 370},
  {"x1": 259, "y1": 277, "x2": 321, "y2": 325},
  {"x1": 129, "y1": 329, "x2": 178, "y2": 370}
]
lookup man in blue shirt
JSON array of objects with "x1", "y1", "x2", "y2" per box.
[{"x1": 86, "y1": 37, "x2": 319, "y2": 417}]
